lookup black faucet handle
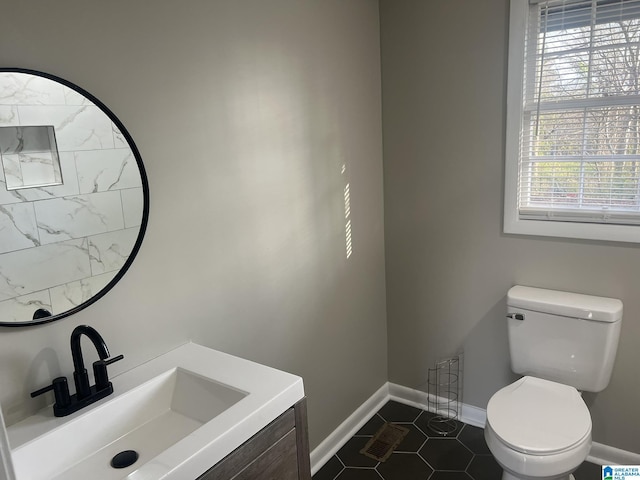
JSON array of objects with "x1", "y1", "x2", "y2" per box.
[
  {"x1": 103, "y1": 354, "x2": 124, "y2": 366},
  {"x1": 93, "y1": 354, "x2": 124, "y2": 392},
  {"x1": 31, "y1": 376, "x2": 72, "y2": 409}
]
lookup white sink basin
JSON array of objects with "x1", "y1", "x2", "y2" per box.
[{"x1": 6, "y1": 343, "x2": 304, "y2": 480}]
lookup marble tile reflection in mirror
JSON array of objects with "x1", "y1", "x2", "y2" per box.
[{"x1": 0, "y1": 71, "x2": 146, "y2": 323}]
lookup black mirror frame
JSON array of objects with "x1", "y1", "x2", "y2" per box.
[{"x1": 0, "y1": 68, "x2": 150, "y2": 327}]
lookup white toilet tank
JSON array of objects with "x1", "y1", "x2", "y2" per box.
[{"x1": 507, "y1": 286, "x2": 622, "y2": 392}]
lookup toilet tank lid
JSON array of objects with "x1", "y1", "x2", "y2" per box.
[{"x1": 507, "y1": 286, "x2": 623, "y2": 323}]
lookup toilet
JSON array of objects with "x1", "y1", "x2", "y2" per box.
[{"x1": 485, "y1": 286, "x2": 623, "y2": 480}]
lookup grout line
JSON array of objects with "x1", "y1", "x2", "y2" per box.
[
  {"x1": 315, "y1": 403, "x2": 490, "y2": 479},
  {"x1": 314, "y1": 387, "x2": 617, "y2": 480}
]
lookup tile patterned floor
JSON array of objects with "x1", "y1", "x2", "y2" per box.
[{"x1": 313, "y1": 401, "x2": 602, "y2": 480}]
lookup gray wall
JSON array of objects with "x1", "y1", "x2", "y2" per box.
[
  {"x1": 381, "y1": 0, "x2": 640, "y2": 452},
  {"x1": 0, "y1": 0, "x2": 387, "y2": 450}
]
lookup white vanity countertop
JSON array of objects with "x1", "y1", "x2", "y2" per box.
[{"x1": 7, "y1": 342, "x2": 305, "y2": 480}]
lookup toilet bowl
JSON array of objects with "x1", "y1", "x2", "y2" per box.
[{"x1": 485, "y1": 376, "x2": 592, "y2": 480}]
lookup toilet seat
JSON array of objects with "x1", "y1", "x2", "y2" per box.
[{"x1": 486, "y1": 376, "x2": 591, "y2": 455}]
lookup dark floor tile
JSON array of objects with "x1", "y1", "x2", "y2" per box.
[
  {"x1": 377, "y1": 401, "x2": 422, "y2": 423},
  {"x1": 336, "y1": 468, "x2": 383, "y2": 480},
  {"x1": 419, "y1": 438, "x2": 473, "y2": 471},
  {"x1": 316, "y1": 401, "x2": 603, "y2": 480},
  {"x1": 396, "y1": 424, "x2": 427, "y2": 453},
  {"x1": 337, "y1": 437, "x2": 379, "y2": 468},
  {"x1": 356, "y1": 414, "x2": 386, "y2": 436},
  {"x1": 415, "y1": 411, "x2": 464, "y2": 438},
  {"x1": 457, "y1": 424, "x2": 491, "y2": 454},
  {"x1": 466, "y1": 454, "x2": 502, "y2": 480},
  {"x1": 574, "y1": 461, "x2": 602, "y2": 480},
  {"x1": 377, "y1": 452, "x2": 433, "y2": 480},
  {"x1": 430, "y1": 472, "x2": 473, "y2": 480},
  {"x1": 314, "y1": 455, "x2": 344, "y2": 480}
]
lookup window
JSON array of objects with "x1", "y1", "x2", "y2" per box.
[{"x1": 505, "y1": 0, "x2": 640, "y2": 242}]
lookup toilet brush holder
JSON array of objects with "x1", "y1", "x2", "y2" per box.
[{"x1": 426, "y1": 355, "x2": 461, "y2": 435}]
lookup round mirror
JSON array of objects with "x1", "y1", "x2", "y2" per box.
[{"x1": 0, "y1": 69, "x2": 149, "y2": 326}]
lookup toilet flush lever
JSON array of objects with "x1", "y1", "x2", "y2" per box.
[{"x1": 506, "y1": 313, "x2": 525, "y2": 321}]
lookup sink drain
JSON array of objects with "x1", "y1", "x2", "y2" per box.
[{"x1": 110, "y1": 450, "x2": 139, "y2": 469}]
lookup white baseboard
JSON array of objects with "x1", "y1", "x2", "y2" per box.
[
  {"x1": 310, "y1": 381, "x2": 640, "y2": 474},
  {"x1": 588, "y1": 442, "x2": 640, "y2": 466},
  {"x1": 387, "y1": 382, "x2": 486, "y2": 428},
  {"x1": 309, "y1": 383, "x2": 389, "y2": 476}
]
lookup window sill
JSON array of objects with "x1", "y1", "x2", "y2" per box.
[{"x1": 503, "y1": 216, "x2": 640, "y2": 244}]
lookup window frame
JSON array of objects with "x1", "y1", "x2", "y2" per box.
[{"x1": 504, "y1": 0, "x2": 640, "y2": 243}]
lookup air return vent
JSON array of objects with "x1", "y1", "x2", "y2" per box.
[{"x1": 359, "y1": 423, "x2": 409, "y2": 462}]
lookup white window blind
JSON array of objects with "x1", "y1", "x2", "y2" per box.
[{"x1": 519, "y1": 0, "x2": 640, "y2": 225}]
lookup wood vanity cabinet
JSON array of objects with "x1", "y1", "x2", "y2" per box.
[{"x1": 197, "y1": 399, "x2": 312, "y2": 480}]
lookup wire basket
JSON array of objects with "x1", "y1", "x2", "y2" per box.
[{"x1": 426, "y1": 356, "x2": 461, "y2": 435}]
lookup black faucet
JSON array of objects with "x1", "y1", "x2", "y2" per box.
[{"x1": 31, "y1": 325, "x2": 123, "y2": 417}]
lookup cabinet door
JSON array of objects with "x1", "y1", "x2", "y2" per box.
[
  {"x1": 197, "y1": 408, "x2": 297, "y2": 480},
  {"x1": 233, "y1": 429, "x2": 298, "y2": 480}
]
